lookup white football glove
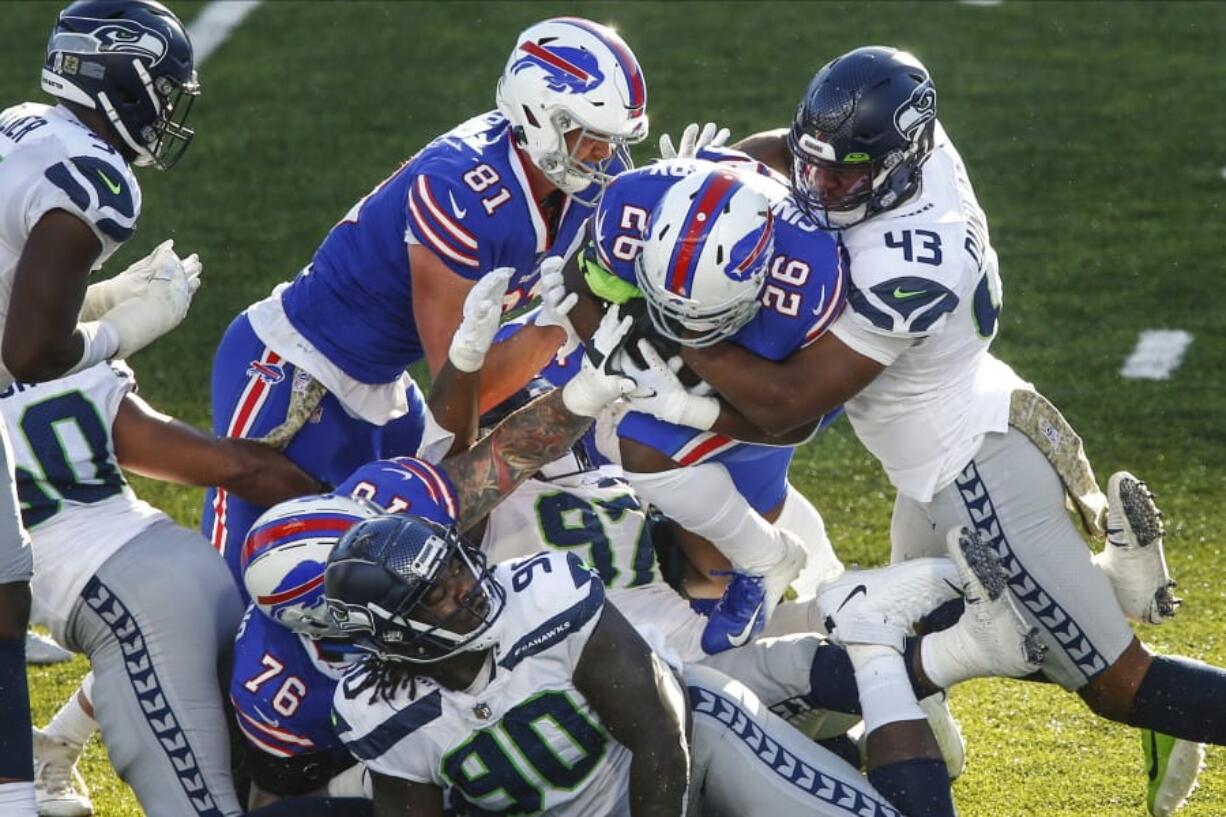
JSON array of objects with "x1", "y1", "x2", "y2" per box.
[
  {"x1": 533, "y1": 256, "x2": 580, "y2": 364},
  {"x1": 619, "y1": 339, "x2": 720, "y2": 431},
  {"x1": 80, "y1": 238, "x2": 183, "y2": 321},
  {"x1": 562, "y1": 305, "x2": 636, "y2": 418},
  {"x1": 98, "y1": 242, "x2": 202, "y2": 359},
  {"x1": 658, "y1": 122, "x2": 731, "y2": 160},
  {"x1": 448, "y1": 268, "x2": 513, "y2": 373}
]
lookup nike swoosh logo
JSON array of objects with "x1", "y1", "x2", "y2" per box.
[
  {"x1": 725, "y1": 602, "x2": 763, "y2": 648},
  {"x1": 254, "y1": 706, "x2": 281, "y2": 728},
  {"x1": 892, "y1": 287, "x2": 928, "y2": 300},
  {"x1": 97, "y1": 168, "x2": 121, "y2": 195},
  {"x1": 447, "y1": 191, "x2": 467, "y2": 219},
  {"x1": 836, "y1": 584, "x2": 868, "y2": 612}
]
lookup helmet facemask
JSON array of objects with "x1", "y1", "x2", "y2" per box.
[
  {"x1": 523, "y1": 107, "x2": 644, "y2": 199},
  {"x1": 327, "y1": 521, "x2": 507, "y2": 665}
]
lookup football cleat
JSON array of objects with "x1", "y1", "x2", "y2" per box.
[
  {"x1": 701, "y1": 572, "x2": 766, "y2": 654},
  {"x1": 1095, "y1": 472, "x2": 1181, "y2": 624},
  {"x1": 33, "y1": 728, "x2": 92, "y2": 817},
  {"x1": 918, "y1": 692, "x2": 966, "y2": 781},
  {"x1": 1144, "y1": 730, "x2": 1204, "y2": 817},
  {"x1": 815, "y1": 556, "x2": 962, "y2": 651},
  {"x1": 920, "y1": 527, "x2": 1046, "y2": 686},
  {"x1": 25, "y1": 632, "x2": 73, "y2": 665}
]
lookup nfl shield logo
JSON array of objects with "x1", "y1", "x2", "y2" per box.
[{"x1": 473, "y1": 703, "x2": 492, "y2": 720}]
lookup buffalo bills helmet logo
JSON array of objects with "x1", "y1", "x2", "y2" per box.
[
  {"x1": 893, "y1": 79, "x2": 937, "y2": 141},
  {"x1": 511, "y1": 40, "x2": 605, "y2": 94},
  {"x1": 52, "y1": 19, "x2": 168, "y2": 65}
]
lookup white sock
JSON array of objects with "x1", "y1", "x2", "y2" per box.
[
  {"x1": 0, "y1": 781, "x2": 36, "y2": 811},
  {"x1": 44, "y1": 677, "x2": 96, "y2": 748},
  {"x1": 919, "y1": 626, "x2": 979, "y2": 690},
  {"x1": 847, "y1": 644, "x2": 926, "y2": 735}
]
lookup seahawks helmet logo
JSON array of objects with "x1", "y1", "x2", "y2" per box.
[
  {"x1": 893, "y1": 80, "x2": 937, "y2": 141},
  {"x1": 50, "y1": 18, "x2": 168, "y2": 66}
]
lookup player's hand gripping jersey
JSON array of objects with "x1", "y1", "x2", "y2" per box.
[
  {"x1": 0, "y1": 363, "x2": 160, "y2": 639},
  {"x1": 0, "y1": 104, "x2": 140, "y2": 387},
  {"x1": 334, "y1": 551, "x2": 626, "y2": 817},
  {"x1": 270, "y1": 112, "x2": 623, "y2": 387},
  {"x1": 828, "y1": 121, "x2": 1027, "y2": 501}
]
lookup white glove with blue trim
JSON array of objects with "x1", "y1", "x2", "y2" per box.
[{"x1": 448, "y1": 268, "x2": 513, "y2": 373}]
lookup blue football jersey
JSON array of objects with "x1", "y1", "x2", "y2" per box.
[
  {"x1": 278, "y1": 111, "x2": 621, "y2": 384},
  {"x1": 580, "y1": 157, "x2": 847, "y2": 511},
  {"x1": 334, "y1": 456, "x2": 459, "y2": 524},
  {"x1": 230, "y1": 606, "x2": 361, "y2": 758},
  {"x1": 591, "y1": 156, "x2": 848, "y2": 359}
]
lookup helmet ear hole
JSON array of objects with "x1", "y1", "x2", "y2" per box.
[{"x1": 520, "y1": 105, "x2": 540, "y2": 129}]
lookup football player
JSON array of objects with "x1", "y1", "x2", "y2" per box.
[
  {"x1": 4, "y1": 358, "x2": 320, "y2": 817},
  {"x1": 551, "y1": 158, "x2": 851, "y2": 654},
  {"x1": 0, "y1": 1, "x2": 203, "y2": 809},
  {"x1": 324, "y1": 510, "x2": 1039, "y2": 817},
  {"x1": 203, "y1": 16, "x2": 651, "y2": 595},
  {"x1": 227, "y1": 288, "x2": 637, "y2": 808},
  {"x1": 638, "y1": 47, "x2": 1212, "y2": 815}
]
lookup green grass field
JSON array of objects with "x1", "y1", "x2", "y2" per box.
[{"x1": 6, "y1": 1, "x2": 1225, "y2": 814}]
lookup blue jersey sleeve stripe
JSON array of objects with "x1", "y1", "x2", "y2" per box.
[
  {"x1": 414, "y1": 177, "x2": 477, "y2": 249},
  {"x1": 499, "y1": 577, "x2": 605, "y2": 671},
  {"x1": 95, "y1": 217, "x2": 134, "y2": 243},
  {"x1": 43, "y1": 163, "x2": 90, "y2": 212},
  {"x1": 343, "y1": 688, "x2": 443, "y2": 761},
  {"x1": 408, "y1": 179, "x2": 479, "y2": 269}
]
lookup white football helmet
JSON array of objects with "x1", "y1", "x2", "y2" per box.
[
  {"x1": 242, "y1": 494, "x2": 379, "y2": 638},
  {"x1": 496, "y1": 17, "x2": 648, "y2": 195},
  {"x1": 636, "y1": 165, "x2": 776, "y2": 348}
]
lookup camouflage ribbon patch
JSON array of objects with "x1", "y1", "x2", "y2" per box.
[
  {"x1": 254, "y1": 369, "x2": 327, "y2": 450},
  {"x1": 1008, "y1": 388, "x2": 1108, "y2": 539}
]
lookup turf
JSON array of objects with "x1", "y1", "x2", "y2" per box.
[{"x1": 5, "y1": 1, "x2": 1224, "y2": 814}]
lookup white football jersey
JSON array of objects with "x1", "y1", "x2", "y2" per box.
[
  {"x1": 830, "y1": 120, "x2": 1028, "y2": 501},
  {"x1": 333, "y1": 551, "x2": 632, "y2": 816},
  {"x1": 483, "y1": 470, "x2": 713, "y2": 663},
  {"x1": 482, "y1": 469, "x2": 660, "y2": 591},
  {"x1": 0, "y1": 363, "x2": 162, "y2": 639},
  {"x1": 0, "y1": 103, "x2": 141, "y2": 388}
]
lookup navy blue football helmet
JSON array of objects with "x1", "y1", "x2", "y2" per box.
[
  {"x1": 324, "y1": 515, "x2": 506, "y2": 664},
  {"x1": 788, "y1": 46, "x2": 937, "y2": 229},
  {"x1": 41, "y1": 0, "x2": 199, "y2": 170}
]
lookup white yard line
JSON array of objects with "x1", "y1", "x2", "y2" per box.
[
  {"x1": 959, "y1": 1, "x2": 1004, "y2": 5},
  {"x1": 1120, "y1": 330, "x2": 1193, "y2": 380},
  {"x1": 187, "y1": 0, "x2": 263, "y2": 66}
]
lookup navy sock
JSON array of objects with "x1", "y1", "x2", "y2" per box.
[
  {"x1": 0, "y1": 637, "x2": 33, "y2": 780},
  {"x1": 807, "y1": 640, "x2": 937, "y2": 713},
  {"x1": 1128, "y1": 654, "x2": 1226, "y2": 744},
  {"x1": 806, "y1": 642, "x2": 861, "y2": 713},
  {"x1": 868, "y1": 757, "x2": 957, "y2": 817},
  {"x1": 817, "y1": 733, "x2": 861, "y2": 769}
]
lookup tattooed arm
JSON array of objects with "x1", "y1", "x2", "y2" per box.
[{"x1": 439, "y1": 389, "x2": 592, "y2": 532}]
